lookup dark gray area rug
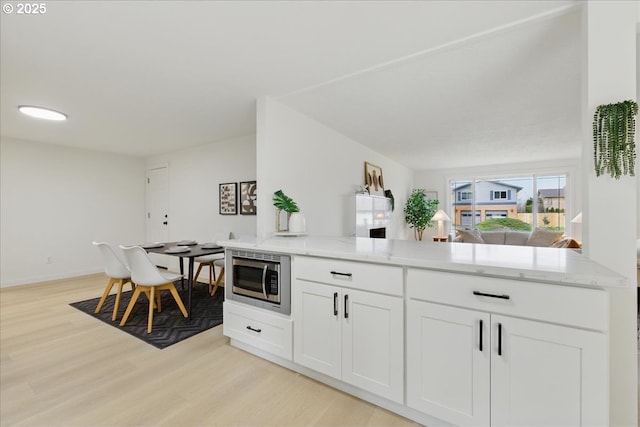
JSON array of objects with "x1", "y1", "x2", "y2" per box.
[{"x1": 70, "y1": 281, "x2": 223, "y2": 349}]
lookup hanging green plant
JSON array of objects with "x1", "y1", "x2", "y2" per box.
[{"x1": 593, "y1": 99, "x2": 638, "y2": 179}]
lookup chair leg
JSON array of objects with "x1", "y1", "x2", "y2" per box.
[
  {"x1": 211, "y1": 267, "x2": 225, "y2": 296},
  {"x1": 208, "y1": 264, "x2": 213, "y2": 286},
  {"x1": 156, "y1": 291, "x2": 162, "y2": 313},
  {"x1": 119, "y1": 286, "x2": 144, "y2": 327},
  {"x1": 112, "y1": 278, "x2": 127, "y2": 321},
  {"x1": 147, "y1": 287, "x2": 156, "y2": 333},
  {"x1": 193, "y1": 263, "x2": 204, "y2": 285},
  {"x1": 167, "y1": 284, "x2": 188, "y2": 318},
  {"x1": 95, "y1": 277, "x2": 117, "y2": 314}
]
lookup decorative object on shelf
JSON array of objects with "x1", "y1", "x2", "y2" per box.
[
  {"x1": 404, "y1": 189, "x2": 439, "y2": 241},
  {"x1": 431, "y1": 209, "x2": 451, "y2": 239},
  {"x1": 593, "y1": 99, "x2": 638, "y2": 179},
  {"x1": 219, "y1": 182, "x2": 237, "y2": 215},
  {"x1": 364, "y1": 161, "x2": 385, "y2": 196},
  {"x1": 384, "y1": 189, "x2": 395, "y2": 211},
  {"x1": 273, "y1": 189, "x2": 300, "y2": 232},
  {"x1": 240, "y1": 181, "x2": 257, "y2": 215}
]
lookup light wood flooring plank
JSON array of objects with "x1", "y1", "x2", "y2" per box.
[{"x1": 0, "y1": 275, "x2": 420, "y2": 427}]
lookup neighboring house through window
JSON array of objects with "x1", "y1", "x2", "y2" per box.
[{"x1": 449, "y1": 174, "x2": 568, "y2": 232}]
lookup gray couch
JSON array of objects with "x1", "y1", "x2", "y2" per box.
[{"x1": 453, "y1": 228, "x2": 580, "y2": 248}]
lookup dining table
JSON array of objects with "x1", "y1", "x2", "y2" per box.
[{"x1": 142, "y1": 241, "x2": 225, "y2": 320}]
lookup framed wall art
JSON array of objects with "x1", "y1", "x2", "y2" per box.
[
  {"x1": 364, "y1": 161, "x2": 385, "y2": 196},
  {"x1": 219, "y1": 182, "x2": 237, "y2": 215},
  {"x1": 240, "y1": 181, "x2": 257, "y2": 215}
]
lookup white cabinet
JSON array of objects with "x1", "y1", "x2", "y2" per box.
[
  {"x1": 223, "y1": 301, "x2": 293, "y2": 360},
  {"x1": 490, "y1": 315, "x2": 607, "y2": 427},
  {"x1": 293, "y1": 257, "x2": 404, "y2": 403},
  {"x1": 407, "y1": 301, "x2": 490, "y2": 426},
  {"x1": 407, "y1": 269, "x2": 608, "y2": 427},
  {"x1": 293, "y1": 280, "x2": 342, "y2": 378}
]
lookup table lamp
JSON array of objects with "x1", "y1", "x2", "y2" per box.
[
  {"x1": 570, "y1": 212, "x2": 582, "y2": 224},
  {"x1": 431, "y1": 209, "x2": 451, "y2": 239}
]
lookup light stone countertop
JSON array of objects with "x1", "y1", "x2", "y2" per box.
[{"x1": 218, "y1": 235, "x2": 627, "y2": 289}]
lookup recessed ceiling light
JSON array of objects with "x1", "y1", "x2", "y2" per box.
[{"x1": 18, "y1": 105, "x2": 67, "y2": 121}]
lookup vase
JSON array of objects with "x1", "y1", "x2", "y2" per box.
[{"x1": 288, "y1": 212, "x2": 306, "y2": 234}]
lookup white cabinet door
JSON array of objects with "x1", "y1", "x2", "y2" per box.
[
  {"x1": 491, "y1": 315, "x2": 608, "y2": 427},
  {"x1": 293, "y1": 280, "x2": 342, "y2": 379},
  {"x1": 342, "y1": 289, "x2": 404, "y2": 403},
  {"x1": 407, "y1": 300, "x2": 490, "y2": 426}
]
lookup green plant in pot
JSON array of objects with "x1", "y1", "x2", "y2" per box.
[
  {"x1": 404, "y1": 189, "x2": 439, "y2": 241},
  {"x1": 273, "y1": 190, "x2": 300, "y2": 232}
]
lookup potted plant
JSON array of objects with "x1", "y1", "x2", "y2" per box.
[
  {"x1": 404, "y1": 189, "x2": 439, "y2": 241},
  {"x1": 593, "y1": 99, "x2": 638, "y2": 179},
  {"x1": 273, "y1": 190, "x2": 301, "y2": 232}
]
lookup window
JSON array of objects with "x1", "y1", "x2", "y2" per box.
[
  {"x1": 493, "y1": 191, "x2": 507, "y2": 200},
  {"x1": 450, "y1": 174, "x2": 568, "y2": 233}
]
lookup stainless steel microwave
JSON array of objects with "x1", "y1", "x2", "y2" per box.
[{"x1": 226, "y1": 249, "x2": 291, "y2": 315}]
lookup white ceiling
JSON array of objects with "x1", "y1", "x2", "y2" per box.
[{"x1": 0, "y1": 1, "x2": 582, "y2": 170}]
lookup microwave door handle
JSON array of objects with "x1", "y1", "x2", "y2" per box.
[{"x1": 261, "y1": 265, "x2": 269, "y2": 299}]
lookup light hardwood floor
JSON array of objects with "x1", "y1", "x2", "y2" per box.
[{"x1": 0, "y1": 274, "x2": 420, "y2": 427}]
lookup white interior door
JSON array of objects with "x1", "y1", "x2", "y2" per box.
[{"x1": 146, "y1": 166, "x2": 169, "y2": 267}]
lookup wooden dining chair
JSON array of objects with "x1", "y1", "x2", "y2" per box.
[
  {"x1": 209, "y1": 258, "x2": 225, "y2": 296},
  {"x1": 93, "y1": 241, "x2": 136, "y2": 321},
  {"x1": 193, "y1": 232, "x2": 230, "y2": 295},
  {"x1": 193, "y1": 252, "x2": 224, "y2": 292},
  {"x1": 119, "y1": 245, "x2": 188, "y2": 333}
]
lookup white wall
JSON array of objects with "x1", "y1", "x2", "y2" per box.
[
  {"x1": 146, "y1": 134, "x2": 257, "y2": 245},
  {"x1": 256, "y1": 97, "x2": 413, "y2": 240},
  {"x1": 0, "y1": 137, "x2": 146, "y2": 287},
  {"x1": 582, "y1": 3, "x2": 638, "y2": 425}
]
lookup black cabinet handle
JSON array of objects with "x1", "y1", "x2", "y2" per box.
[
  {"x1": 246, "y1": 326, "x2": 262, "y2": 333},
  {"x1": 333, "y1": 292, "x2": 338, "y2": 316},
  {"x1": 479, "y1": 319, "x2": 483, "y2": 352},
  {"x1": 498, "y1": 323, "x2": 502, "y2": 356},
  {"x1": 331, "y1": 271, "x2": 353, "y2": 277},
  {"x1": 473, "y1": 291, "x2": 510, "y2": 300},
  {"x1": 344, "y1": 294, "x2": 349, "y2": 318}
]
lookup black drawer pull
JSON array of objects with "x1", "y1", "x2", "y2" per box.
[
  {"x1": 246, "y1": 326, "x2": 262, "y2": 333},
  {"x1": 330, "y1": 271, "x2": 353, "y2": 277},
  {"x1": 333, "y1": 292, "x2": 338, "y2": 316},
  {"x1": 479, "y1": 319, "x2": 483, "y2": 352},
  {"x1": 498, "y1": 323, "x2": 503, "y2": 356},
  {"x1": 473, "y1": 291, "x2": 510, "y2": 300}
]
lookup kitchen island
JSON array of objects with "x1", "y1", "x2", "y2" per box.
[{"x1": 220, "y1": 235, "x2": 625, "y2": 426}]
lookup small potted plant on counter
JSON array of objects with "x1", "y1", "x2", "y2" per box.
[{"x1": 273, "y1": 190, "x2": 304, "y2": 233}]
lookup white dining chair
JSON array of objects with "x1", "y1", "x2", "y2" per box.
[
  {"x1": 93, "y1": 241, "x2": 136, "y2": 321},
  {"x1": 193, "y1": 232, "x2": 230, "y2": 295},
  {"x1": 119, "y1": 245, "x2": 188, "y2": 333}
]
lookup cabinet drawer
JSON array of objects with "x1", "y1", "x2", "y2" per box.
[
  {"x1": 407, "y1": 269, "x2": 607, "y2": 331},
  {"x1": 294, "y1": 256, "x2": 403, "y2": 296},
  {"x1": 223, "y1": 301, "x2": 293, "y2": 360}
]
